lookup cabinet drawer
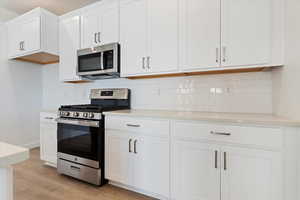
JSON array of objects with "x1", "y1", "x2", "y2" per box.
[
  {"x1": 173, "y1": 121, "x2": 283, "y2": 149},
  {"x1": 105, "y1": 116, "x2": 170, "y2": 137},
  {"x1": 40, "y1": 112, "x2": 58, "y2": 123}
]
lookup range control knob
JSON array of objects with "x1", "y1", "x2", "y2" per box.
[
  {"x1": 64, "y1": 112, "x2": 70, "y2": 116},
  {"x1": 89, "y1": 113, "x2": 95, "y2": 118},
  {"x1": 83, "y1": 113, "x2": 88, "y2": 118},
  {"x1": 73, "y1": 112, "x2": 79, "y2": 117}
]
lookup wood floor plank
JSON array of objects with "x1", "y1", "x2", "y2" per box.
[{"x1": 13, "y1": 148, "x2": 155, "y2": 200}]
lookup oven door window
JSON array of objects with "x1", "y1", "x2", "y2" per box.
[
  {"x1": 57, "y1": 123, "x2": 103, "y2": 161},
  {"x1": 78, "y1": 52, "x2": 102, "y2": 72}
]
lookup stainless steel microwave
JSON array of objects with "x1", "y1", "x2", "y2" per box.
[{"x1": 77, "y1": 43, "x2": 120, "y2": 80}]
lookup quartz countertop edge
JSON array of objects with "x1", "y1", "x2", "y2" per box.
[
  {"x1": 0, "y1": 142, "x2": 29, "y2": 167},
  {"x1": 103, "y1": 110, "x2": 300, "y2": 127}
]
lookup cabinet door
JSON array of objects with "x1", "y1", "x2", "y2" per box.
[
  {"x1": 147, "y1": 0, "x2": 178, "y2": 73},
  {"x1": 133, "y1": 136, "x2": 170, "y2": 197},
  {"x1": 59, "y1": 16, "x2": 81, "y2": 81},
  {"x1": 120, "y1": 0, "x2": 147, "y2": 76},
  {"x1": 40, "y1": 119, "x2": 57, "y2": 165},
  {"x1": 22, "y1": 16, "x2": 41, "y2": 54},
  {"x1": 81, "y1": 10, "x2": 99, "y2": 49},
  {"x1": 180, "y1": 0, "x2": 221, "y2": 70},
  {"x1": 99, "y1": 0, "x2": 119, "y2": 45},
  {"x1": 105, "y1": 130, "x2": 132, "y2": 185},
  {"x1": 7, "y1": 23, "x2": 22, "y2": 57},
  {"x1": 221, "y1": 147, "x2": 282, "y2": 200},
  {"x1": 221, "y1": 0, "x2": 271, "y2": 67},
  {"x1": 172, "y1": 140, "x2": 220, "y2": 200}
]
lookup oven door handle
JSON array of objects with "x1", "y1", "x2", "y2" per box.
[{"x1": 56, "y1": 118, "x2": 100, "y2": 128}]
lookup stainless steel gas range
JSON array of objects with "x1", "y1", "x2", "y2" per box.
[{"x1": 56, "y1": 88, "x2": 130, "y2": 186}]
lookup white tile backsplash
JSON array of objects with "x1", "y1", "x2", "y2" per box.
[{"x1": 42, "y1": 64, "x2": 273, "y2": 114}]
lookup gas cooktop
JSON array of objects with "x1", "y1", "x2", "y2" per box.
[{"x1": 58, "y1": 88, "x2": 130, "y2": 120}]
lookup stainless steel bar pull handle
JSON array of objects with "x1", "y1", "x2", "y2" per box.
[
  {"x1": 210, "y1": 131, "x2": 231, "y2": 136},
  {"x1": 146, "y1": 56, "x2": 150, "y2": 69},
  {"x1": 98, "y1": 32, "x2": 101, "y2": 43},
  {"x1": 134, "y1": 140, "x2": 138, "y2": 154},
  {"x1": 94, "y1": 33, "x2": 97, "y2": 44},
  {"x1": 126, "y1": 124, "x2": 141, "y2": 128},
  {"x1": 224, "y1": 152, "x2": 227, "y2": 170},
  {"x1": 216, "y1": 48, "x2": 219, "y2": 63},
  {"x1": 142, "y1": 57, "x2": 146, "y2": 69},
  {"x1": 20, "y1": 41, "x2": 24, "y2": 51},
  {"x1": 129, "y1": 139, "x2": 132, "y2": 153},
  {"x1": 214, "y1": 150, "x2": 218, "y2": 169},
  {"x1": 44, "y1": 117, "x2": 54, "y2": 120},
  {"x1": 222, "y1": 46, "x2": 226, "y2": 62},
  {"x1": 70, "y1": 166, "x2": 81, "y2": 171},
  {"x1": 55, "y1": 118, "x2": 100, "y2": 127}
]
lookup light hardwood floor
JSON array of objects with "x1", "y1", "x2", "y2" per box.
[{"x1": 13, "y1": 148, "x2": 154, "y2": 200}]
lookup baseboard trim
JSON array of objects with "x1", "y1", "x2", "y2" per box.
[{"x1": 108, "y1": 181, "x2": 169, "y2": 200}]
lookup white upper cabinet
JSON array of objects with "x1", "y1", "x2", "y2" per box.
[
  {"x1": 179, "y1": 0, "x2": 284, "y2": 71},
  {"x1": 6, "y1": 8, "x2": 59, "y2": 64},
  {"x1": 57, "y1": 0, "x2": 284, "y2": 79},
  {"x1": 21, "y1": 16, "x2": 41, "y2": 54},
  {"x1": 146, "y1": 0, "x2": 178, "y2": 73},
  {"x1": 120, "y1": 0, "x2": 178, "y2": 77},
  {"x1": 59, "y1": 11, "x2": 82, "y2": 82},
  {"x1": 81, "y1": 10, "x2": 99, "y2": 48},
  {"x1": 221, "y1": 0, "x2": 271, "y2": 67},
  {"x1": 100, "y1": 1, "x2": 120, "y2": 45},
  {"x1": 81, "y1": 0, "x2": 119, "y2": 49},
  {"x1": 7, "y1": 22, "x2": 21, "y2": 57},
  {"x1": 120, "y1": 0, "x2": 148, "y2": 76},
  {"x1": 179, "y1": 0, "x2": 221, "y2": 71}
]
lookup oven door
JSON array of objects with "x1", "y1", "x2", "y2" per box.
[{"x1": 57, "y1": 118, "x2": 104, "y2": 163}]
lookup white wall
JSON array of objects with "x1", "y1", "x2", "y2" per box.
[
  {"x1": 0, "y1": 24, "x2": 42, "y2": 147},
  {"x1": 0, "y1": 7, "x2": 18, "y2": 22},
  {"x1": 272, "y1": 0, "x2": 300, "y2": 120},
  {"x1": 43, "y1": 64, "x2": 273, "y2": 114}
]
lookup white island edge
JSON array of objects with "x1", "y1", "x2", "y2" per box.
[{"x1": 0, "y1": 142, "x2": 29, "y2": 200}]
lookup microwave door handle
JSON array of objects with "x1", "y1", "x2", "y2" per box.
[{"x1": 100, "y1": 52, "x2": 104, "y2": 70}]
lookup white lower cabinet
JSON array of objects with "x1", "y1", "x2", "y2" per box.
[
  {"x1": 132, "y1": 135, "x2": 169, "y2": 197},
  {"x1": 220, "y1": 147, "x2": 282, "y2": 200},
  {"x1": 40, "y1": 112, "x2": 57, "y2": 167},
  {"x1": 105, "y1": 116, "x2": 283, "y2": 200},
  {"x1": 172, "y1": 141, "x2": 220, "y2": 200},
  {"x1": 105, "y1": 117, "x2": 170, "y2": 198},
  {"x1": 172, "y1": 140, "x2": 282, "y2": 200},
  {"x1": 171, "y1": 121, "x2": 282, "y2": 200},
  {"x1": 105, "y1": 131, "x2": 132, "y2": 184}
]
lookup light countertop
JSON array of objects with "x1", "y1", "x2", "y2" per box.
[
  {"x1": 41, "y1": 110, "x2": 58, "y2": 115},
  {"x1": 103, "y1": 110, "x2": 300, "y2": 127},
  {"x1": 0, "y1": 142, "x2": 29, "y2": 167}
]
